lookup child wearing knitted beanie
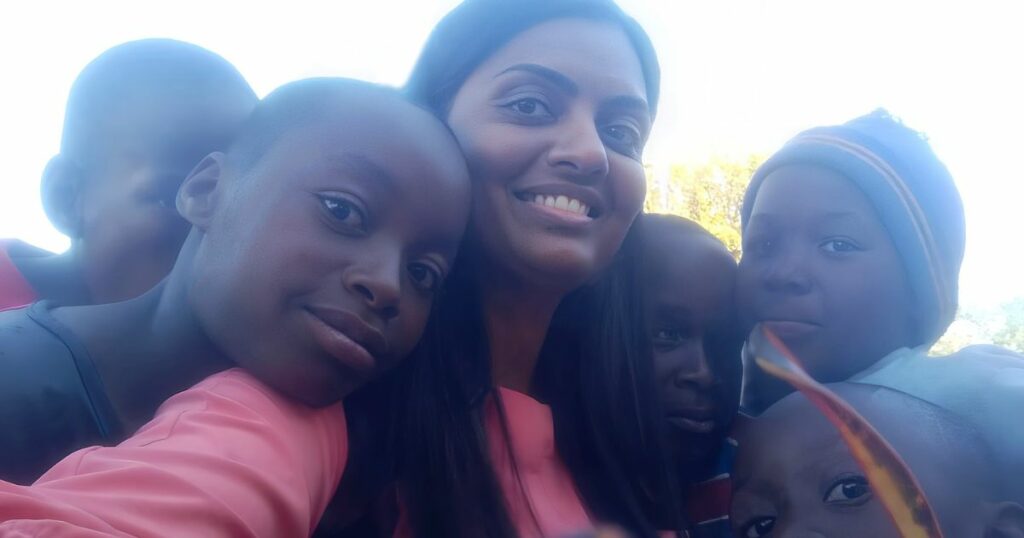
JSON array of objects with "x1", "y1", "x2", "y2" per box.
[{"x1": 736, "y1": 109, "x2": 1024, "y2": 502}]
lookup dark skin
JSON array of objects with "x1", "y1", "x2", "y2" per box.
[
  {"x1": 50, "y1": 89, "x2": 470, "y2": 434},
  {"x1": 643, "y1": 218, "x2": 743, "y2": 476},
  {"x1": 445, "y1": 18, "x2": 651, "y2": 393},
  {"x1": 13, "y1": 88, "x2": 255, "y2": 305},
  {"x1": 731, "y1": 383, "x2": 1024, "y2": 538},
  {"x1": 737, "y1": 164, "x2": 918, "y2": 410}
]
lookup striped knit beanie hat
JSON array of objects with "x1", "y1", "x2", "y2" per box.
[{"x1": 741, "y1": 110, "x2": 965, "y2": 346}]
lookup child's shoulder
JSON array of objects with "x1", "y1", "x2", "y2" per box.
[
  {"x1": 0, "y1": 302, "x2": 121, "y2": 483},
  {"x1": 854, "y1": 344, "x2": 1024, "y2": 443},
  {"x1": 157, "y1": 368, "x2": 342, "y2": 431},
  {"x1": 862, "y1": 344, "x2": 1024, "y2": 381},
  {"x1": 140, "y1": 368, "x2": 349, "y2": 456},
  {"x1": 854, "y1": 344, "x2": 1024, "y2": 403},
  {"x1": 0, "y1": 240, "x2": 43, "y2": 310}
]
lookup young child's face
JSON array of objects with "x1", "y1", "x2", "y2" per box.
[
  {"x1": 77, "y1": 91, "x2": 254, "y2": 302},
  {"x1": 187, "y1": 95, "x2": 470, "y2": 406},
  {"x1": 731, "y1": 385, "x2": 995, "y2": 537},
  {"x1": 737, "y1": 164, "x2": 916, "y2": 382},
  {"x1": 645, "y1": 226, "x2": 743, "y2": 468}
]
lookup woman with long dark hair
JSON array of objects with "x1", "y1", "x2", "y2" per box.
[
  {"x1": 391, "y1": 1, "x2": 682, "y2": 536},
  {"x1": 0, "y1": 2, "x2": 683, "y2": 536}
]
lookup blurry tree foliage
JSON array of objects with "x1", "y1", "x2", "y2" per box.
[
  {"x1": 931, "y1": 299, "x2": 1024, "y2": 355},
  {"x1": 643, "y1": 154, "x2": 766, "y2": 258},
  {"x1": 992, "y1": 298, "x2": 1024, "y2": 352}
]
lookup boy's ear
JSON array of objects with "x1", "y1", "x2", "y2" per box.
[
  {"x1": 177, "y1": 152, "x2": 227, "y2": 231},
  {"x1": 985, "y1": 502, "x2": 1024, "y2": 538},
  {"x1": 40, "y1": 155, "x2": 84, "y2": 239}
]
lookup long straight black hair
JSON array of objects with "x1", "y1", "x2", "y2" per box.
[{"x1": 389, "y1": 1, "x2": 684, "y2": 536}]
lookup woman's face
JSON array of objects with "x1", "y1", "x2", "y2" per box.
[{"x1": 446, "y1": 18, "x2": 650, "y2": 291}]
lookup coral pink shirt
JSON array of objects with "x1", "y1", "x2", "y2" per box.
[
  {"x1": 394, "y1": 388, "x2": 593, "y2": 538},
  {"x1": 0, "y1": 240, "x2": 37, "y2": 311},
  {"x1": 0, "y1": 376, "x2": 590, "y2": 537},
  {"x1": 485, "y1": 388, "x2": 592, "y2": 537},
  {"x1": 0, "y1": 369, "x2": 348, "y2": 537}
]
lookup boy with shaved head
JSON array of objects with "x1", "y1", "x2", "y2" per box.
[
  {"x1": 0, "y1": 75, "x2": 471, "y2": 507},
  {"x1": 1, "y1": 39, "x2": 256, "y2": 309},
  {"x1": 732, "y1": 383, "x2": 1024, "y2": 537}
]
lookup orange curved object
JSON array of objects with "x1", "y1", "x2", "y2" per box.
[{"x1": 751, "y1": 326, "x2": 944, "y2": 538}]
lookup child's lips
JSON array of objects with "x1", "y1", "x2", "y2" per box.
[
  {"x1": 667, "y1": 415, "x2": 716, "y2": 434},
  {"x1": 665, "y1": 405, "x2": 717, "y2": 434},
  {"x1": 303, "y1": 307, "x2": 387, "y2": 373}
]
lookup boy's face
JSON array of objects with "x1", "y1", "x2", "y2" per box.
[
  {"x1": 731, "y1": 386, "x2": 993, "y2": 537},
  {"x1": 645, "y1": 229, "x2": 743, "y2": 469},
  {"x1": 737, "y1": 164, "x2": 916, "y2": 383},
  {"x1": 76, "y1": 91, "x2": 253, "y2": 303},
  {"x1": 189, "y1": 97, "x2": 470, "y2": 406}
]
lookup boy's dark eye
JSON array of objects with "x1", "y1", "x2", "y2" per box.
[
  {"x1": 820, "y1": 239, "x2": 861, "y2": 254},
  {"x1": 740, "y1": 516, "x2": 775, "y2": 537},
  {"x1": 651, "y1": 325, "x2": 692, "y2": 350},
  {"x1": 653, "y1": 327, "x2": 685, "y2": 347},
  {"x1": 408, "y1": 262, "x2": 442, "y2": 293},
  {"x1": 823, "y1": 475, "x2": 871, "y2": 505},
  {"x1": 744, "y1": 234, "x2": 775, "y2": 258},
  {"x1": 318, "y1": 195, "x2": 366, "y2": 232}
]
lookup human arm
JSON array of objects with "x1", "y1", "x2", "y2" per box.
[{"x1": 0, "y1": 369, "x2": 348, "y2": 537}]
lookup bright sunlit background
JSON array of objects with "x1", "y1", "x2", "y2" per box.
[{"x1": 2, "y1": 1, "x2": 1022, "y2": 342}]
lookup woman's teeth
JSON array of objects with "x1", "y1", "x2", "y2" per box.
[{"x1": 531, "y1": 194, "x2": 590, "y2": 217}]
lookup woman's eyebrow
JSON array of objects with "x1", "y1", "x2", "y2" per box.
[
  {"x1": 495, "y1": 63, "x2": 578, "y2": 95},
  {"x1": 602, "y1": 94, "x2": 650, "y2": 117},
  {"x1": 495, "y1": 63, "x2": 651, "y2": 117}
]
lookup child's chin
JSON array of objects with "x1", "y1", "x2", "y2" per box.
[{"x1": 667, "y1": 429, "x2": 719, "y2": 467}]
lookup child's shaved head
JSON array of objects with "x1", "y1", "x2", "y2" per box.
[
  {"x1": 30, "y1": 39, "x2": 257, "y2": 305},
  {"x1": 644, "y1": 213, "x2": 721, "y2": 242},
  {"x1": 732, "y1": 383, "x2": 1021, "y2": 537},
  {"x1": 224, "y1": 78, "x2": 423, "y2": 174},
  {"x1": 60, "y1": 39, "x2": 255, "y2": 167}
]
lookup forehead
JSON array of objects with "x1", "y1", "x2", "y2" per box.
[
  {"x1": 270, "y1": 98, "x2": 464, "y2": 181},
  {"x1": 735, "y1": 387, "x2": 973, "y2": 495},
  {"x1": 750, "y1": 164, "x2": 882, "y2": 227},
  {"x1": 737, "y1": 396, "x2": 842, "y2": 467},
  {"x1": 733, "y1": 398, "x2": 855, "y2": 502},
  {"x1": 473, "y1": 18, "x2": 647, "y2": 102},
  {"x1": 646, "y1": 234, "x2": 736, "y2": 315},
  {"x1": 250, "y1": 100, "x2": 469, "y2": 242}
]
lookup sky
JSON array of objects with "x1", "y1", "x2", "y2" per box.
[{"x1": 1, "y1": 0, "x2": 1022, "y2": 309}]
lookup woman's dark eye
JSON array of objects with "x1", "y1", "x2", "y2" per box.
[
  {"x1": 823, "y1": 475, "x2": 871, "y2": 504},
  {"x1": 408, "y1": 262, "x2": 441, "y2": 293},
  {"x1": 741, "y1": 516, "x2": 776, "y2": 537},
  {"x1": 602, "y1": 124, "x2": 642, "y2": 156},
  {"x1": 506, "y1": 97, "x2": 552, "y2": 118},
  {"x1": 318, "y1": 195, "x2": 366, "y2": 231}
]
